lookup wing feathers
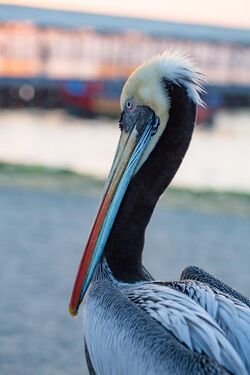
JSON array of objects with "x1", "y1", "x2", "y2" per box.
[
  {"x1": 125, "y1": 283, "x2": 247, "y2": 375},
  {"x1": 164, "y1": 280, "x2": 250, "y2": 372}
]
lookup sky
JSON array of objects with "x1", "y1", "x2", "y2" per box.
[{"x1": 1, "y1": 0, "x2": 250, "y2": 29}]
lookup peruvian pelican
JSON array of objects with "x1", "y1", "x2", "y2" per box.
[{"x1": 69, "y1": 52, "x2": 250, "y2": 375}]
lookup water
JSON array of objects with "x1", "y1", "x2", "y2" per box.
[
  {"x1": 1, "y1": 109, "x2": 250, "y2": 192},
  {"x1": 0, "y1": 177, "x2": 250, "y2": 375}
]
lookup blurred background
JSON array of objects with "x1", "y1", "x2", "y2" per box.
[{"x1": 0, "y1": 1, "x2": 249, "y2": 374}]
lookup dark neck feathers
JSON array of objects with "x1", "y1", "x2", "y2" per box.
[{"x1": 104, "y1": 81, "x2": 197, "y2": 282}]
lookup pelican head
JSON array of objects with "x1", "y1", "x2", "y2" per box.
[{"x1": 69, "y1": 51, "x2": 204, "y2": 316}]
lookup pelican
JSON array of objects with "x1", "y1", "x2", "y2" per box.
[{"x1": 69, "y1": 52, "x2": 250, "y2": 375}]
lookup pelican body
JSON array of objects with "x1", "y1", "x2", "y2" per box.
[{"x1": 69, "y1": 52, "x2": 250, "y2": 375}]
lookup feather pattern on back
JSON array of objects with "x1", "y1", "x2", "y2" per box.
[
  {"x1": 124, "y1": 282, "x2": 248, "y2": 375},
  {"x1": 84, "y1": 279, "x2": 235, "y2": 375},
  {"x1": 160, "y1": 280, "x2": 250, "y2": 372}
]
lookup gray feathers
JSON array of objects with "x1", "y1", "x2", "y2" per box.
[
  {"x1": 84, "y1": 280, "x2": 234, "y2": 375},
  {"x1": 181, "y1": 265, "x2": 250, "y2": 308},
  {"x1": 84, "y1": 261, "x2": 250, "y2": 375},
  {"x1": 125, "y1": 282, "x2": 248, "y2": 375},
  {"x1": 164, "y1": 279, "x2": 250, "y2": 372}
]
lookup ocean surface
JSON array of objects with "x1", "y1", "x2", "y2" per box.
[
  {"x1": 0, "y1": 172, "x2": 250, "y2": 375},
  {"x1": 1, "y1": 109, "x2": 250, "y2": 192}
]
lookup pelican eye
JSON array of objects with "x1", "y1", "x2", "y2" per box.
[{"x1": 125, "y1": 99, "x2": 133, "y2": 110}]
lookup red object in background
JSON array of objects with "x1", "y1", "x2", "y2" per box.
[
  {"x1": 59, "y1": 81, "x2": 104, "y2": 113},
  {"x1": 197, "y1": 106, "x2": 214, "y2": 125}
]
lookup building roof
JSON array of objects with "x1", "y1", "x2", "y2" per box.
[{"x1": 0, "y1": 3, "x2": 250, "y2": 45}]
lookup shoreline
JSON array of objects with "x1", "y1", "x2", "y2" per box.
[
  {"x1": 1, "y1": 160, "x2": 250, "y2": 195},
  {"x1": 1, "y1": 162, "x2": 249, "y2": 217}
]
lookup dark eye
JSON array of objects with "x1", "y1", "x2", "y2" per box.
[{"x1": 125, "y1": 99, "x2": 133, "y2": 110}]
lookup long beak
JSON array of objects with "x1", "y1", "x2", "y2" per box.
[{"x1": 69, "y1": 110, "x2": 158, "y2": 317}]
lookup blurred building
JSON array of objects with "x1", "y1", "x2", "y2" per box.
[{"x1": 0, "y1": 4, "x2": 250, "y2": 122}]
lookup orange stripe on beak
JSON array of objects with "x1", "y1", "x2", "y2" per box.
[
  {"x1": 69, "y1": 130, "x2": 136, "y2": 316},
  {"x1": 69, "y1": 192, "x2": 113, "y2": 316}
]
